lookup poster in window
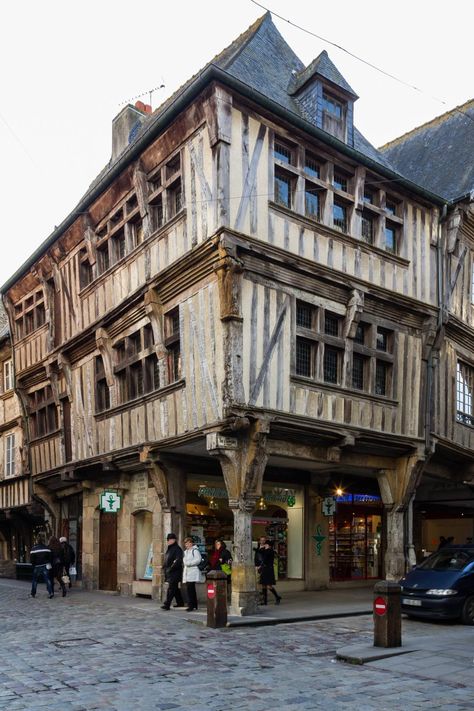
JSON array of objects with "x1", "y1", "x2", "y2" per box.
[{"x1": 143, "y1": 543, "x2": 153, "y2": 580}]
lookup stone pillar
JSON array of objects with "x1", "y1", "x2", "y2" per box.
[
  {"x1": 207, "y1": 418, "x2": 269, "y2": 616},
  {"x1": 378, "y1": 452, "x2": 425, "y2": 581},
  {"x1": 228, "y1": 495, "x2": 260, "y2": 615},
  {"x1": 306, "y1": 484, "x2": 330, "y2": 590}
]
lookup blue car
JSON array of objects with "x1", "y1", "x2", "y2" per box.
[{"x1": 400, "y1": 545, "x2": 474, "y2": 624}]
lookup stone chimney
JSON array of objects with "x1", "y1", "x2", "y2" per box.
[{"x1": 111, "y1": 101, "x2": 152, "y2": 162}]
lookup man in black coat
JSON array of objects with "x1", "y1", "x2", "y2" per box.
[
  {"x1": 30, "y1": 535, "x2": 54, "y2": 598},
  {"x1": 161, "y1": 533, "x2": 184, "y2": 610}
]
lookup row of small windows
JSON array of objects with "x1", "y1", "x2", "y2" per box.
[
  {"x1": 274, "y1": 137, "x2": 402, "y2": 254},
  {"x1": 95, "y1": 308, "x2": 181, "y2": 413},
  {"x1": 295, "y1": 301, "x2": 393, "y2": 397},
  {"x1": 80, "y1": 153, "x2": 183, "y2": 288},
  {"x1": 14, "y1": 290, "x2": 46, "y2": 339}
]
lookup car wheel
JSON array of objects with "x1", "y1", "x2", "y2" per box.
[{"x1": 461, "y1": 596, "x2": 474, "y2": 625}]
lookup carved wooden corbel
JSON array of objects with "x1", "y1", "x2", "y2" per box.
[
  {"x1": 95, "y1": 327, "x2": 115, "y2": 389},
  {"x1": 343, "y1": 288, "x2": 364, "y2": 339},
  {"x1": 46, "y1": 360, "x2": 60, "y2": 406},
  {"x1": 82, "y1": 213, "x2": 97, "y2": 266},
  {"x1": 133, "y1": 162, "x2": 152, "y2": 239}
]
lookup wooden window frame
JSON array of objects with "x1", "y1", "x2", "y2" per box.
[
  {"x1": 113, "y1": 325, "x2": 160, "y2": 405},
  {"x1": 13, "y1": 290, "x2": 46, "y2": 339},
  {"x1": 164, "y1": 308, "x2": 181, "y2": 384},
  {"x1": 28, "y1": 386, "x2": 58, "y2": 439},
  {"x1": 456, "y1": 360, "x2": 474, "y2": 426},
  {"x1": 148, "y1": 152, "x2": 183, "y2": 232},
  {"x1": 5, "y1": 433, "x2": 15, "y2": 478},
  {"x1": 3, "y1": 360, "x2": 13, "y2": 392}
]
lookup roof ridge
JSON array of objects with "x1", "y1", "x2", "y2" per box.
[{"x1": 379, "y1": 97, "x2": 474, "y2": 151}]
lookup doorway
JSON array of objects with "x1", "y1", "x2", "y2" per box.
[{"x1": 99, "y1": 512, "x2": 117, "y2": 590}]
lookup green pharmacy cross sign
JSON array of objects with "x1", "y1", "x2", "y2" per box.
[
  {"x1": 100, "y1": 490, "x2": 122, "y2": 513},
  {"x1": 312, "y1": 524, "x2": 326, "y2": 556}
]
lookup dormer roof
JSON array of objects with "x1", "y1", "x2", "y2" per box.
[{"x1": 288, "y1": 50, "x2": 358, "y2": 99}]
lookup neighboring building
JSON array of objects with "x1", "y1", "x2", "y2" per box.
[
  {"x1": 381, "y1": 101, "x2": 474, "y2": 555},
  {"x1": 0, "y1": 306, "x2": 41, "y2": 576},
  {"x1": 1, "y1": 14, "x2": 448, "y2": 613}
]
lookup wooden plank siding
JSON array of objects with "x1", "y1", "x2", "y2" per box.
[{"x1": 0, "y1": 477, "x2": 29, "y2": 509}]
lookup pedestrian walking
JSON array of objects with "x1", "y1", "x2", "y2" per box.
[
  {"x1": 30, "y1": 535, "x2": 54, "y2": 598},
  {"x1": 48, "y1": 536, "x2": 67, "y2": 597},
  {"x1": 257, "y1": 540, "x2": 281, "y2": 605},
  {"x1": 182, "y1": 537, "x2": 203, "y2": 611},
  {"x1": 161, "y1": 533, "x2": 184, "y2": 610},
  {"x1": 59, "y1": 536, "x2": 76, "y2": 587}
]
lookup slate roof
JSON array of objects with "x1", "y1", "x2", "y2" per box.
[
  {"x1": 288, "y1": 50, "x2": 358, "y2": 98},
  {"x1": 380, "y1": 100, "x2": 474, "y2": 202}
]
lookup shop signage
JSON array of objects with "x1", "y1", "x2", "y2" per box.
[
  {"x1": 336, "y1": 494, "x2": 381, "y2": 503},
  {"x1": 374, "y1": 596, "x2": 387, "y2": 615},
  {"x1": 322, "y1": 497, "x2": 336, "y2": 516},
  {"x1": 197, "y1": 485, "x2": 297, "y2": 504},
  {"x1": 100, "y1": 491, "x2": 122, "y2": 512},
  {"x1": 206, "y1": 433, "x2": 239, "y2": 450},
  {"x1": 312, "y1": 524, "x2": 326, "y2": 556},
  {"x1": 207, "y1": 583, "x2": 216, "y2": 599}
]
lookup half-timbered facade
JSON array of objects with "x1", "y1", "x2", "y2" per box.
[
  {"x1": 2, "y1": 14, "x2": 449, "y2": 612},
  {"x1": 382, "y1": 101, "x2": 474, "y2": 555}
]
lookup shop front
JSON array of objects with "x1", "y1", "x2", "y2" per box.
[
  {"x1": 186, "y1": 475, "x2": 305, "y2": 583},
  {"x1": 329, "y1": 494, "x2": 383, "y2": 582}
]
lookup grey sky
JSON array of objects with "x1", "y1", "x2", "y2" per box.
[{"x1": 1, "y1": 0, "x2": 472, "y2": 286}]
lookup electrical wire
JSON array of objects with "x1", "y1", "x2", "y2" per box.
[{"x1": 250, "y1": 0, "x2": 474, "y2": 128}]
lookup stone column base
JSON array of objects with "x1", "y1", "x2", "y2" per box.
[{"x1": 230, "y1": 590, "x2": 259, "y2": 616}]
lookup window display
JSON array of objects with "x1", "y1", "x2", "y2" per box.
[{"x1": 329, "y1": 498, "x2": 382, "y2": 581}]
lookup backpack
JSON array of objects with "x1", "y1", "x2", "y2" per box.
[{"x1": 198, "y1": 551, "x2": 209, "y2": 572}]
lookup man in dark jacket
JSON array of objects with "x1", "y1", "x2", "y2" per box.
[
  {"x1": 30, "y1": 535, "x2": 54, "y2": 598},
  {"x1": 161, "y1": 533, "x2": 184, "y2": 610},
  {"x1": 59, "y1": 536, "x2": 76, "y2": 587}
]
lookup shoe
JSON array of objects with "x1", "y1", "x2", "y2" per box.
[
  {"x1": 160, "y1": 605, "x2": 170, "y2": 610},
  {"x1": 275, "y1": 596, "x2": 281, "y2": 605},
  {"x1": 62, "y1": 589, "x2": 67, "y2": 597},
  {"x1": 173, "y1": 603, "x2": 184, "y2": 608},
  {"x1": 185, "y1": 606, "x2": 197, "y2": 612},
  {"x1": 48, "y1": 594, "x2": 54, "y2": 599},
  {"x1": 30, "y1": 594, "x2": 35, "y2": 598}
]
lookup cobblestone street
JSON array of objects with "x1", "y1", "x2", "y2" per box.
[{"x1": 0, "y1": 579, "x2": 473, "y2": 710}]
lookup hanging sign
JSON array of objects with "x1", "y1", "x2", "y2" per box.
[
  {"x1": 100, "y1": 490, "x2": 122, "y2": 513},
  {"x1": 322, "y1": 497, "x2": 336, "y2": 516}
]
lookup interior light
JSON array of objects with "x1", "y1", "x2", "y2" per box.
[
  {"x1": 208, "y1": 498, "x2": 219, "y2": 510},
  {"x1": 257, "y1": 496, "x2": 266, "y2": 511},
  {"x1": 335, "y1": 487, "x2": 344, "y2": 497}
]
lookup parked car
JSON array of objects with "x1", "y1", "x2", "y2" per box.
[{"x1": 400, "y1": 545, "x2": 474, "y2": 624}]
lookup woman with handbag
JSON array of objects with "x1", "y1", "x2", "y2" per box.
[
  {"x1": 182, "y1": 537, "x2": 203, "y2": 611},
  {"x1": 48, "y1": 536, "x2": 68, "y2": 597}
]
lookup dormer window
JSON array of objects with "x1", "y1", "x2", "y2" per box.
[{"x1": 322, "y1": 90, "x2": 346, "y2": 141}]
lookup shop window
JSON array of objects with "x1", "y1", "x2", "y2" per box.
[
  {"x1": 114, "y1": 325, "x2": 160, "y2": 404},
  {"x1": 3, "y1": 360, "x2": 13, "y2": 392},
  {"x1": 134, "y1": 510, "x2": 153, "y2": 580},
  {"x1": 329, "y1": 501, "x2": 382, "y2": 580},
  {"x1": 14, "y1": 289, "x2": 46, "y2": 339},
  {"x1": 4, "y1": 433, "x2": 15, "y2": 477},
  {"x1": 456, "y1": 361, "x2": 474, "y2": 425},
  {"x1": 165, "y1": 308, "x2": 181, "y2": 383},
  {"x1": 148, "y1": 152, "x2": 183, "y2": 231},
  {"x1": 28, "y1": 386, "x2": 58, "y2": 439}
]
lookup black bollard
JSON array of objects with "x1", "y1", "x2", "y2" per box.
[
  {"x1": 206, "y1": 571, "x2": 228, "y2": 628},
  {"x1": 373, "y1": 580, "x2": 402, "y2": 648}
]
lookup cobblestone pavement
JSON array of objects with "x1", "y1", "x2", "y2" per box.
[{"x1": 0, "y1": 579, "x2": 473, "y2": 710}]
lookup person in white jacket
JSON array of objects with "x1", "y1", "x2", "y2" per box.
[{"x1": 182, "y1": 537, "x2": 203, "y2": 611}]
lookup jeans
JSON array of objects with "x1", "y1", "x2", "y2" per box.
[{"x1": 31, "y1": 565, "x2": 53, "y2": 597}]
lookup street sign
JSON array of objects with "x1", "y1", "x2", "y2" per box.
[
  {"x1": 374, "y1": 596, "x2": 387, "y2": 615},
  {"x1": 207, "y1": 583, "x2": 216, "y2": 599},
  {"x1": 100, "y1": 490, "x2": 122, "y2": 512},
  {"x1": 322, "y1": 496, "x2": 336, "y2": 516}
]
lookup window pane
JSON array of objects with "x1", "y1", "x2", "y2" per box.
[
  {"x1": 385, "y1": 200, "x2": 397, "y2": 215},
  {"x1": 274, "y1": 141, "x2": 292, "y2": 164},
  {"x1": 361, "y1": 214, "x2": 374, "y2": 244},
  {"x1": 333, "y1": 202, "x2": 347, "y2": 232},
  {"x1": 296, "y1": 302, "x2": 314, "y2": 329},
  {"x1": 375, "y1": 360, "x2": 388, "y2": 395},
  {"x1": 354, "y1": 324, "x2": 365, "y2": 344},
  {"x1": 304, "y1": 153, "x2": 320, "y2": 178},
  {"x1": 324, "y1": 347, "x2": 339, "y2": 383},
  {"x1": 322, "y1": 92, "x2": 343, "y2": 119},
  {"x1": 457, "y1": 361, "x2": 474, "y2": 425},
  {"x1": 305, "y1": 185, "x2": 319, "y2": 220},
  {"x1": 376, "y1": 328, "x2": 388, "y2": 351},
  {"x1": 324, "y1": 313, "x2": 340, "y2": 336},
  {"x1": 334, "y1": 173, "x2": 348, "y2": 192},
  {"x1": 385, "y1": 225, "x2": 396, "y2": 253},
  {"x1": 352, "y1": 354, "x2": 364, "y2": 390},
  {"x1": 275, "y1": 171, "x2": 292, "y2": 208},
  {"x1": 296, "y1": 338, "x2": 312, "y2": 377},
  {"x1": 363, "y1": 189, "x2": 374, "y2": 204}
]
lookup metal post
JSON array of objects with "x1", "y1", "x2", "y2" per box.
[
  {"x1": 373, "y1": 580, "x2": 402, "y2": 648},
  {"x1": 206, "y1": 571, "x2": 228, "y2": 628}
]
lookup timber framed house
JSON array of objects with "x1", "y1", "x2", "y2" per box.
[{"x1": 2, "y1": 14, "x2": 455, "y2": 612}]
